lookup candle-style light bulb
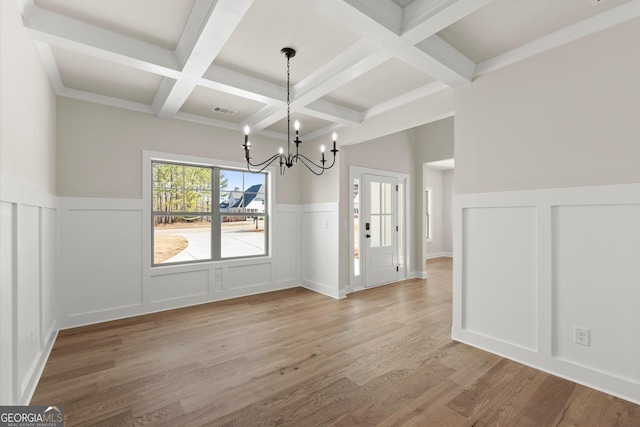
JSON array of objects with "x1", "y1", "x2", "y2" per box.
[
  {"x1": 244, "y1": 125, "x2": 250, "y2": 135},
  {"x1": 332, "y1": 132, "x2": 337, "y2": 151},
  {"x1": 294, "y1": 120, "x2": 300, "y2": 132},
  {"x1": 279, "y1": 147, "x2": 283, "y2": 154},
  {"x1": 320, "y1": 145, "x2": 325, "y2": 153}
]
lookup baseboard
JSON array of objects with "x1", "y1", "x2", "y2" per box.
[
  {"x1": 410, "y1": 270, "x2": 428, "y2": 279},
  {"x1": 301, "y1": 279, "x2": 341, "y2": 299},
  {"x1": 425, "y1": 252, "x2": 452, "y2": 260},
  {"x1": 22, "y1": 327, "x2": 58, "y2": 405}
]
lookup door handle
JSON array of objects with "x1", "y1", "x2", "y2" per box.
[{"x1": 366, "y1": 234, "x2": 371, "y2": 238}]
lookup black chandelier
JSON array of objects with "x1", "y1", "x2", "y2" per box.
[{"x1": 242, "y1": 47, "x2": 338, "y2": 176}]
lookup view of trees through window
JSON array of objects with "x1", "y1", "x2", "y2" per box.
[{"x1": 152, "y1": 161, "x2": 267, "y2": 265}]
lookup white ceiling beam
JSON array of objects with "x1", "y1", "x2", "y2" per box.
[
  {"x1": 33, "y1": 41, "x2": 64, "y2": 93},
  {"x1": 302, "y1": 99, "x2": 363, "y2": 125},
  {"x1": 154, "y1": 0, "x2": 255, "y2": 119},
  {"x1": 241, "y1": 41, "x2": 392, "y2": 130},
  {"x1": 174, "y1": 111, "x2": 243, "y2": 132},
  {"x1": 299, "y1": 0, "x2": 473, "y2": 86},
  {"x1": 363, "y1": 81, "x2": 448, "y2": 120},
  {"x1": 58, "y1": 87, "x2": 155, "y2": 115},
  {"x1": 342, "y1": 0, "x2": 403, "y2": 34},
  {"x1": 23, "y1": 7, "x2": 181, "y2": 79},
  {"x1": 475, "y1": 0, "x2": 640, "y2": 77},
  {"x1": 294, "y1": 40, "x2": 393, "y2": 106},
  {"x1": 401, "y1": 0, "x2": 495, "y2": 45},
  {"x1": 304, "y1": 123, "x2": 347, "y2": 142},
  {"x1": 244, "y1": 105, "x2": 286, "y2": 130},
  {"x1": 414, "y1": 34, "x2": 475, "y2": 81},
  {"x1": 201, "y1": 65, "x2": 285, "y2": 106}
]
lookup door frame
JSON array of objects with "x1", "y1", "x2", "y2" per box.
[{"x1": 348, "y1": 166, "x2": 410, "y2": 293}]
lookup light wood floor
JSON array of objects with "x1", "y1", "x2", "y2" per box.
[{"x1": 32, "y1": 258, "x2": 639, "y2": 426}]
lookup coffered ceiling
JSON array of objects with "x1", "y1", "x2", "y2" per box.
[{"x1": 17, "y1": 0, "x2": 639, "y2": 144}]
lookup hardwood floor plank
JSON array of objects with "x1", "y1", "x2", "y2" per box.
[
  {"x1": 517, "y1": 375, "x2": 577, "y2": 426},
  {"x1": 30, "y1": 258, "x2": 639, "y2": 426}
]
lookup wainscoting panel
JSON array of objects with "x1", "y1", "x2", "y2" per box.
[
  {"x1": 553, "y1": 204, "x2": 640, "y2": 382},
  {"x1": 59, "y1": 198, "x2": 302, "y2": 328},
  {"x1": 227, "y1": 262, "x2": 271, "y2": 289},
  {"x1": 453, "y1": 183, "x2": 640, "y2": 404},
  {"x1": 0, "y1": 201, "x2": 15, "y2": 405},
  {"x1": 17, "y1": 204, "x2": 41, "y2": 396},
  {"x1": 150, "y1": 269, "x2": 209, "y2": 303},
  {"x1": 461, "y1": 206, "x2": 538, "y2": 351},
  {"x1": 41, "y1": 208, "x2": 57, "y2": 348},
  {"x1": 64, "y1": 207, "x2": 144, "y2": 316},
  {"x1": 273, "y1": 207, "x2": 299, "y2": 284},
  {"x1": 0, "y1": 176, "x2": 57, "y2": 405},
  {"x1": 301, "y1": 203, "x2": 340, "y2": 299}
]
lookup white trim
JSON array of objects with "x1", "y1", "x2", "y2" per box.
[
  {"x1": 348, "y1": 166, "x2": 411, "y2": 294},
  {"x1": 425, "y1": 252, "x2": 452, "y2": 260},
  {"x1": 453, "y1": 182, "x2": 640, "y2": 404}
]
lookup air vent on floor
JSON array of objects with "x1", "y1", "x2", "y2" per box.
[{"x1": 212, "y1": 106, "x2": 236, "y2": 115}]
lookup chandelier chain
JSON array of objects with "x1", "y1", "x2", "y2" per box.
[
  {"x1": 286, "y1": 55, "x2": 291, "y2": 157},
  {"x1": 242, "y1": 47, "x2": 338, "y2": 176}
]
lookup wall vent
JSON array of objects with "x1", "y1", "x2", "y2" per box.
[{"x1": 212, "y1": 106, "x2": 236, "y2": 115}]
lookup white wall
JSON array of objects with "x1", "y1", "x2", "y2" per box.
[
  {"x1": 0, "y1": 0, "x2": 58, "y2": 405},
  {"x1": 453, "y1": 19, "x2": 640, "y2": 403}
]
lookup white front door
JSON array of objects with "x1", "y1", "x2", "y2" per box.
[{"x1": 363, "y1": 174, "x2": 398, "y2": 287}]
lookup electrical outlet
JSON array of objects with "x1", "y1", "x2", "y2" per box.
[{"x1": 574, "y1": 327, "x2": 590, "y2": 346}]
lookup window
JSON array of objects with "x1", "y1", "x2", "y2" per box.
[
  {"x1": 425, "y1": 188, "x2": 432, "y2": 241},
  {"x1": 152, "y1": 160, "x2": 268, "y2": 265}
]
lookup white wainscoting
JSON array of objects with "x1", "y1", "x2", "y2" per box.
[
  {"x1": 58, "y1": 199, "x2": 301, "y2": 328},
  {"x1": 0, "y1": 176, "x2": 58, "y2": 405},
  {"x1": 453, "y1": 183, "x2": 640, "y2": 404},
  {"x1": 301, "y1": 203, "x2": 342, "y2": 299}
]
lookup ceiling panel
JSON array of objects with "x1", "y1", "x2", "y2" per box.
[
  {"x1": 35, "y1": 0, "x2": 195, "y2": 50},
  {"x1": 21, "y1": 0, "x2": 636, "y2": 143},
  {"x1": 437, "y1": 0, "x2": 633, "y2": 63},
  {"x1": 266, "y1": 113, "x2": 332, "y2": 136},
  {"x1": 180, "y1": 86, "x2": 266, "y2": 123},
  {"x1": 53, "y1": 47, "x2": 163, "y2": 105},
  {"x1": 212, "y1": 0, "x2": 361, "y2": 86},
  {"x1": 322, "y1": 58, "x2": 436, "y2": 111}
]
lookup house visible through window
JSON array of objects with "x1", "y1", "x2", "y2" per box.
[{"x1": 152, "y1": 161, "x2": 268, "y2": 265}]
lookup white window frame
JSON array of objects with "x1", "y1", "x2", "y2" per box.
[
  {"x1": 143, "y1": 151, "x2": 273, "y2": 267},
  {"x1": 425, "y1": 187, "x2": 433, "y2": 242}
]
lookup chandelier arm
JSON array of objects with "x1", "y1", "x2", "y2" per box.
[
  {"x1": 295, "y1": 154, "x2": 329, "y2": 176},
  {"x1": 246, "y1": 153, "x2": 284, "y2": 173},
  {"x1": 296, "y1": 152, "x2": 337, "y2": 170}
]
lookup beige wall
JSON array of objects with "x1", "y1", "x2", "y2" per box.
[
  {"x1": 455, "y1": 19, "x2": 640, "y2": 194},
  {"x1": 0, "y1": 0, "x2": 57, "y2": 193},
  {"x1": 57, "y1": 98, "x2": 301, "y2": 204}
]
